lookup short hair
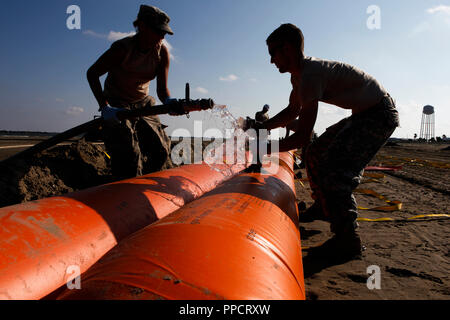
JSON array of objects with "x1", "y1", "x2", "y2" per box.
[{"x1": 266, "y1": 23, "x2": 304, "y2": 57}]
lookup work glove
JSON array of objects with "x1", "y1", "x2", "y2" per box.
[
  {"x1": 243, "y1": 117, "x2": 264, "y2": 131},
  {"x1": 101, "y1": 105, "x2": 121, "y2": 124},
  {"x1": 164, "y1": 97, "x2": 178, "y2": 105},
  {"x1": 165, "y1": 97, "x2": 185, "y2": 116}
]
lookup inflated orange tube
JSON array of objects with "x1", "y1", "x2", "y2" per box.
[
  {"x1": 58, "y1": 152, "x2": 304, "y2": 300},
  {"x1": 0, "y1": 160, "x2": 247, "y2": 300}
]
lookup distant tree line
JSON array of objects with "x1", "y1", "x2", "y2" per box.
[
  {"x1": 0, "y1": 130, "x2": 58, "y2": 137},
  {"x1": 410, "y1": 134, "x2": 448, "y2": 143}
]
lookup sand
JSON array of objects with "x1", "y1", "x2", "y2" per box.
[
  {"x1": 0, "y1": 140, "x2": 111, "y2": 207},
  {"x1": 296, "y1": 143, "x2": 449, "y2": 299}
]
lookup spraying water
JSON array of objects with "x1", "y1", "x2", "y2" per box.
[
  {"x1": 202, "y1": 104, "x2": 251, "y2": 171},
  {"x1": 205, "y1": 104, "x2": 246, "y2": 136}
]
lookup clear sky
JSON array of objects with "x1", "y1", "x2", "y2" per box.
[{"x1": 0, "y1": 0, "x2": 449, "y2": 139}]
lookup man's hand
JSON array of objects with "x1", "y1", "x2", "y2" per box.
[
  {"x1": 244, "y1": 117, "x2": 265, "y2": 131},
  {"x1": 165, "y1": 97, "x2": 185, "y2": 116},
  {"x1": 101, "y1": 105, "x2": 121, "y2": 124},
  {"x1": 277, "y1": 100, "x2": 318, "y2": 152},
  {"x1": 164, "y1": 97, "x2": 178, "y2": 105}
]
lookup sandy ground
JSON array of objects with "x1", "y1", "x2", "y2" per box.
[
  {"x1": 1, "y1": 138, "x2": 448, "y2": 300},
  {"x1": 296, "y1": 143, "x2": 449, "y2": 300},
  {"x1": 0, "y1": 139, "x2": 111, "y2": 207}
]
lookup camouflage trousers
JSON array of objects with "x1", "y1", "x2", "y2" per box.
[
  {"x1": 305, "y1": 95, "x2": 400, "y2": 234},
  {"x1": 102, "y1": 96, "x2": 173, "y2": 180}
]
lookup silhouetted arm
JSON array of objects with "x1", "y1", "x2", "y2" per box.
[
  {"x1": 86, "y1": 44, "x2": 126, "y2": 110},
  {"x1": 263, "y1": 90, "x2": 299, "y2": 130},
  {"x1": 156, "y1": 44, "x2": 171, "y2": 103},
  {"x1": 278, "y1": 100, "x2": 318, "y2": 152}
]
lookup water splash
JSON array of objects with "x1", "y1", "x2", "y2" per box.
[
  {"x1": 202, "y1": 104, "x2": 251, "y2": 170},
  {"x1": 204, "y1": 104, "x2": 245, "y2": 138}
]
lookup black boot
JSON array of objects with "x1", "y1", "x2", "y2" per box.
[
  {"x1": 307, "y1": 228, "x2": 364, "y2": 262},
  {"x1": 298, "y1": 202, "x2": 330, "y2": 222}
]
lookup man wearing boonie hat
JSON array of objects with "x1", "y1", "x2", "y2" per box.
[
  {"x1": 137, "y1": 4, "x2": 174, "y2": 35},
  {"x1": 87, "y1": 5, "x2": 176, "y2": 179}
]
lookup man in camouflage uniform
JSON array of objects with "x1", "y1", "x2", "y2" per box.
[
  {"x1": 304, "y1": 95, "x2": 398, "y2": 231},
  {"x1": 87, "y1": 5, "x2": 174, "y2": 179},
  {"x1": 253, "y1": 23, "x2": 399, "y2": 260},
  {"x1": 102, "y1": 96, "x2": 173, "y2": 179}
]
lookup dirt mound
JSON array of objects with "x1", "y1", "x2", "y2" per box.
[
  {"x1": 385, "y1": 141, "x2": 399, "y2": 146},
  {"x1": 0, "y1": 137, "x2": 217, "y2": 208},
  {"x1": 0, "y1": 140, "x2": 111, "y2": 207}
]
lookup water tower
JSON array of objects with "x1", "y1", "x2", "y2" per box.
[{"x1": 419, "y1": 105, "x2": 435, "y2": 141}]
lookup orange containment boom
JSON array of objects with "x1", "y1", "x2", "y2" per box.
[
  {"x1": 58, "y1": 152, "x2": 305, "y2": 300},
  {"x1": 0, "y1": 160, "x2": 247, "y2": 300}
]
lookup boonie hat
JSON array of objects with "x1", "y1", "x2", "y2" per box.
[{"x1": 137, "y1": 4, "x2": 173, "y2": 35}]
